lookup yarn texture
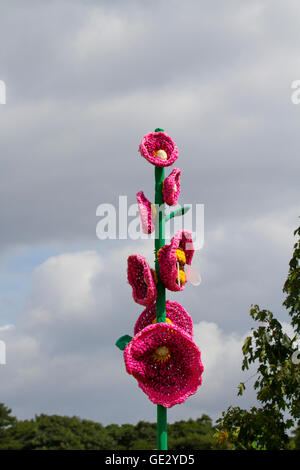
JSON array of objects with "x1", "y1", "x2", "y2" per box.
[
  {"x1": 136, "y1": 191, "x2": 156, "y2": 234},
  {"x1": 134, "y1": 300, "x2": 193, "y2": 339},
  {"x1": 124, "y1": 323, "x2": 204, "y2": 408},
  {"x1": 139, "y1": 131, "x2": 178, "y2": 167},
  {"x1": 163, "y1": 168, "x2": 181, "y2": 206},
  {"x1": 158, "y1": 230, "x2": 194, "y2": 291},
  {"x1": 118, "y1": 129, "x2": 204, "y2": 419},
  {"x1": 127, "y1": 255, "x2": 157, "y2": 306}
]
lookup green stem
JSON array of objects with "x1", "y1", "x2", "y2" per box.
[
  {"x1": 157, "y1": 405, "x2": 167, "y2": 450},
  {"x1": 154, "y1": 165, "x2": 167, "y2": 450}
]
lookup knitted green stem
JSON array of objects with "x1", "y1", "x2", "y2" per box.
[{"x1": 154, "y1": 165, "x2": 167, "y2": 450}]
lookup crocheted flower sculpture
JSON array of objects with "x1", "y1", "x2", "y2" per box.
[
  {"x1": 139, "y1": 131, "x2": 178, "y2": 168},
  {"x1": 134, "y1": 300, "x2": 193, "y2": 339},
  {"x1": 127, "y1": 255, "x2": 157, "y2": 306},
  {"x1": 163, "y1": 168, "x2": 181, "y2": 206},
  {"x1": 124, "y1": 323, "x2": 204, "y2": 408},
  {"x1": 136, "y1": 191, "x2": 156, "y2": 234},
  {"x1": 158, "y1": 230, "x2": 194, "y2": 292}
]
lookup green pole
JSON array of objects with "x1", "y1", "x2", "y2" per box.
[{"x1": 154, "y1": 164, "x2": 167, "y2": 450}]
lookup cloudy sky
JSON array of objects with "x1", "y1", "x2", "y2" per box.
[{"x1": 0, "y1": 0, "x2": 299, "y2": 426}]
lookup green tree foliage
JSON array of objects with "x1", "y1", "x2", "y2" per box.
[
  {"x1": 283, "y1": 225, "x2": 300, "y2": 332},
  {"x1": 0, "y1": 420, "x2": 38, "y2": 450},
  {"x1": 168, "y1": 416, "x2": 216, "y2": 450},
  {"x1": 289, "y1": 421, "x2": 300, "y2": 449},
  {"x1": 0, "y1": 403, "x2": 16, "y2": 434},
  {"x1": 33, "y1": 415, "x2": 116, "y2": 450},
  {"x1": 0, "y1": 408, "x2": 216, "y2": 450},
  {"x1": 216, "y1": 222, "x2": 300, "y2": 450},
  {"x1": 0, "y1": 414, "x2": 117, "y2": 450}
]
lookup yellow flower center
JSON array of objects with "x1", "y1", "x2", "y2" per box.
[
  {"x1": 154, "y1": 149, "x2": 168, "y2": 161},
  {"x1": 175, "y1": 248, "x2": 186, "y2": 265},
  {"x1": 152, "y1": 317, "x2": 172, "y2": 325},
  {"x1": 152, "y1": 346, "x2": 171, "y2": 363},
  {"x1": 175, "y1": 248, "x2": 186, "y2": 286}
]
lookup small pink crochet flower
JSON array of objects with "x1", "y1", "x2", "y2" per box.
[
  {"x1": 134, "y1": 300, "x2": 193, "y2": 339},
  {"x1": 136, "y1": 191, "x2": 156, "y2": 234},
  {"x1": 163, "y1": 168, "x2": 181, "y2": 206},
  {"x1": 127, "y1": 255, "x2": 157, "y2": 306},
  {"x1": 158, "y1": 230, "x2": 194, "y2": 292},
  {"x1": 139, "y1": 131, "x2": 178, "y2": 167},
  {"x1": 124, "y1": 323, "x2": 204, "y2": 408}
]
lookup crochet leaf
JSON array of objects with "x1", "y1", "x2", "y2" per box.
[
  {"x1": 115, "y1": 335, "x2": 133, "y2": 351},
  {"x1": 164, "y1": 205, "x2": 191, "y2": 222}
]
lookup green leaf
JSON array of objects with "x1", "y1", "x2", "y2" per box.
[
  {"x1": 282, "y1": 333, "x2": 292, "y2": 349},
  {"x1": 154, "y1": 128, "x2": 165, "y2": 132},
  {"x1": 238, "y1": 382, "x2": 246, "y2": 396},
  {"x1": 164, "y1": 206, "x2": 191, "y2": 222},
  {"x1": 242, "y1": 336, "x2": 252, "y2": 355},
  {"x1": 115, "y1": 335, "x2": 132, "y2": 351}
]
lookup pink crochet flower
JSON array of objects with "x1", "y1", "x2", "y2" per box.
[
  {"x1": 158, "y1": 230, "x2": 194, "y2": 292},
  {"x1": 124, "y1": 323, "x2": 204, "y2": 408},
  {"x1": 136, "y1": 191, "x2": 156, "y2": 234},
  {"x1": 139, "y1": 131, "x2": 178, "y2": 167},
  {"x1": 163, "y1": 168, "x2": 181, "y2": 206},
  {"x1": 134, "y1": 300, "x2": 193, "y2": 339},
  {"x1": 127, "y1": 255, "x2": 157, "y2": 306}
]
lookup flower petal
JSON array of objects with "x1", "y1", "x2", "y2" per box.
[
  {"x1": 127, "y1": 255, "x2": 157, "y2": 306},
  {"x1": 124, "y1": 323, "x2": 204, "y2": 408},
  {"x1": 163, "y1": 168, "x2": 181, "y2": 206},
  {"x1": 136, "y1": 191, "x2": 156, "y2": 234},
  {"x1": 134, "y1": 300, "x2": 193, "y2": 338},
  {"x1": 139, "y1": 131, "x2": 178, "y2": 167},
  {"x1": 159, "y1": 231, "x2": 194, "y2": 292}
]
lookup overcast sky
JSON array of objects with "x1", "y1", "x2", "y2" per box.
[{"x1": 0, "y1": 0, "x2": 299, "y2": 426}]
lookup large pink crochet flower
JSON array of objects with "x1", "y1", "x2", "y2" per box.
[
  {"x1": 163, "y1": 168, "x2": 181, "y2": 206},
  {"x1": 139, "y1": 131, "x2": 178, "y2": 167},
  {"x1": 136, "y1": 191, "x2": 156, "y2": 234},
  {"x1": 127, "y1": 255, "x2": 157, "y2": 306},
  {"x1": 124, "y1": 323, "x2": 204, "y2": 408},
  {"x1": 158, "y1": 230, "x2": 194, "y2": 292},
  {"x1": 134, "y1": 300, "x2": 193, "y2": 338}
]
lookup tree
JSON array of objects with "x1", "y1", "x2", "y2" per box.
[
  {"x1": 168, "y1": 415, "x2": 216, "y2": 450},
  {"x1": 0, "y1": 404, "x2": 16, "y2": 436},
  {"x1": 30, "y1": 414, "x2": 115, "y2": 450},
  {"x1": 0, "y1": 409, "x2": 217, "y2": 449},
  {"x1": 283, "y1": 225, "x2": 300, "y2": 332},
  {"x1": 216, "y1": 222, "x2": 300, "y2": 450},
  {"x1": 0, "y1": 413, "x2": 116, "y2": 450},
  {"x1": 0, "y1": 420, "x2": 37, "y2": 450}
]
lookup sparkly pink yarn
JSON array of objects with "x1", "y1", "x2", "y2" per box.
[
  {"x1": 136, "y1": 191, "x2": 156, "y2": 234},
  {"x1": 124, "y1": 323, "x2": 204, "y2": 408},
  {"x1": 139, "y1": 131, "x2": 178, "y2": 167},
  {"x1": 127, "y1": 255, "x2": 157, "y2": 306},
  {"x1": 158, "y1": 230, "x2": 194, "y2": 292},
  {"x1": 163, "y1": 168, "x2": 181, "y2": 206},
  {"x1": 134, "y1": 300, "x2": 193, "y2": 338}
]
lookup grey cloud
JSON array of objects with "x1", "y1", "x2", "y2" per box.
[
  {"x1": 0, "y1": 0, "x2": 299, "y2": 424},
  {"x1": 0, "y1": 248, "x2": 257, "y2": 424}
]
